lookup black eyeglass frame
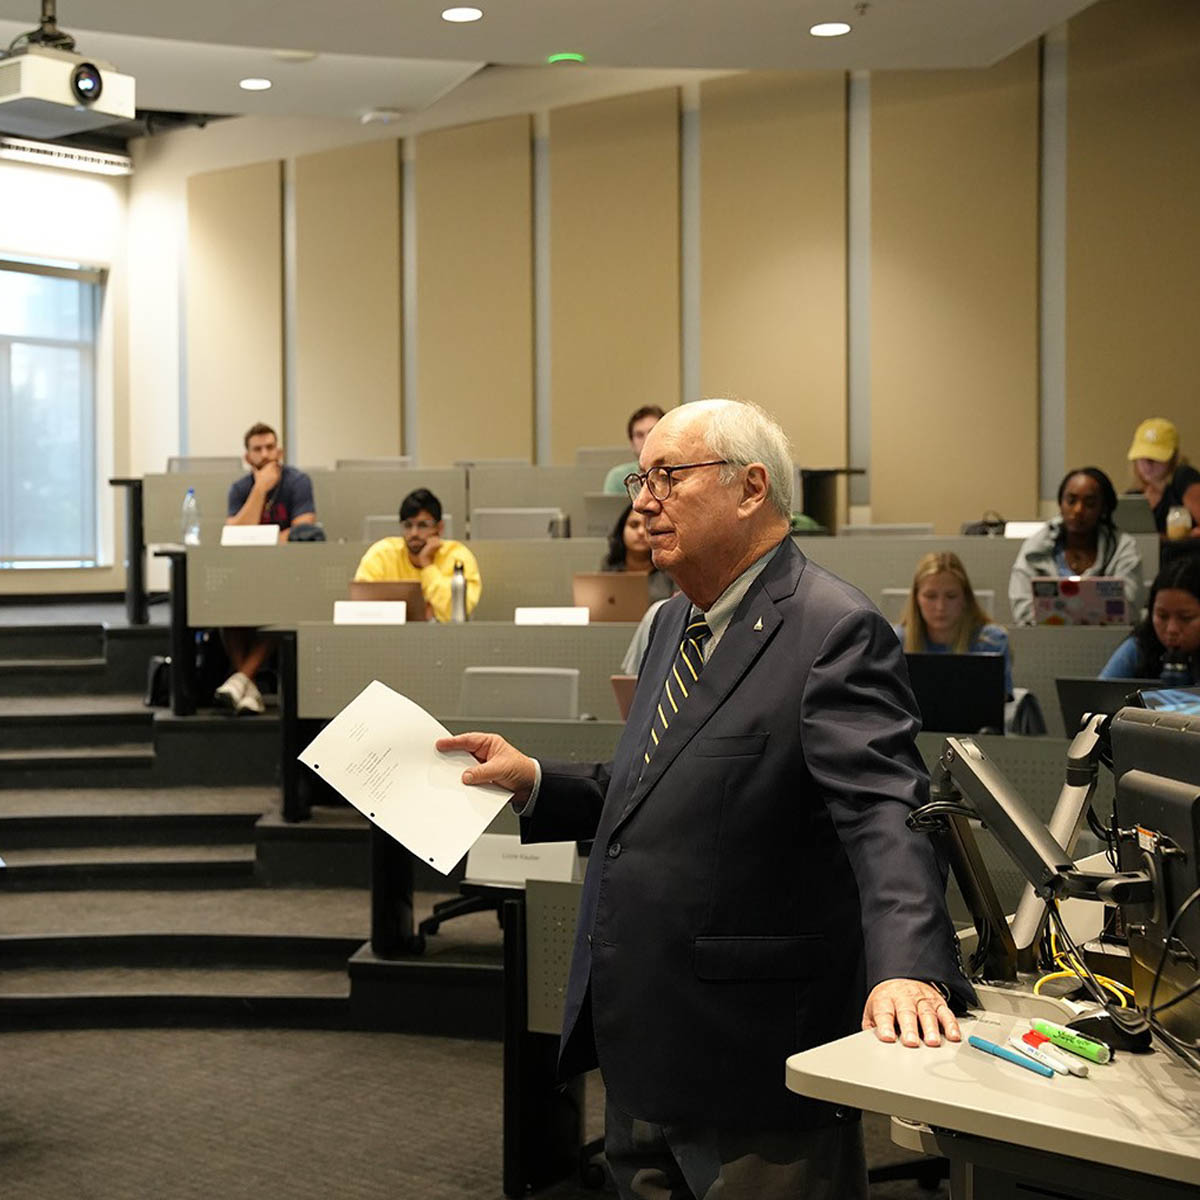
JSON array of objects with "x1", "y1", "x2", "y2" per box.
[{"x1": 623, "y1": 459, "x2": 730, "y2": 504}]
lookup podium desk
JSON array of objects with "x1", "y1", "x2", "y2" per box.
[{"x1": 786, "y1": 1009, "x2": 1200, "y2": 1198}]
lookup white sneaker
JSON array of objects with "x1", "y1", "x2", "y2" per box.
[
  {"x1": 214, "y1": 672, "x2": 249, "y2": 710},
  {"x1": 235, "y1": 679, "x2": 265, "y2": 716}
]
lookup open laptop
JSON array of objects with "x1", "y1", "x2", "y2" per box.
[
  {"x1": 904, "y1": 652, "x2": 1006, "y2": 734},
  {"x1": 347, "y1": 579, "x2": 428, "y2": 620},
  {"x1": 572, "y1": 573, "x2": 650, "y2": 622},
  {"x1": 610, "y1": 675, "x2": 638, "y2": 720},
  {"x1": 1055, "y1": 676, "x2": 1152, "y2": 735},
  {"x1": 1030, "y1": 577, "x2": 1128, "y2": 625}
]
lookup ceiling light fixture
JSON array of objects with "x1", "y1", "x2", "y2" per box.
[
  {"x1": 546, "y1": 52, "x2": 586, "y2": 65},
  {"x1": 239, "y1": 77, "x2": 272, "y2": 91},
  {"x1": 441, "y1": 6, "x2": 483, "y2": 21},
  {"x1": 809, "y1": 22, "x2": 852, "y2": 37}
]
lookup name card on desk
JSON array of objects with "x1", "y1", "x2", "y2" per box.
[
  {"x1": 514, "y1": 606, "x2": 589, "y2": 626},
  {"x1": 220, "y1": 524, "x2": 280, "y2": 546},
  {"x1": 465, "y1": 833, "x2": 580, "y2": 886},
  {"x1": 333, "y1": 600, "x2": 408, "y2": 625}
]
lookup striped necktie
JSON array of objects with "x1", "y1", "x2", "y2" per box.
[{"x1": 645, "y1": 613, "x2": 712, "y2": 764}]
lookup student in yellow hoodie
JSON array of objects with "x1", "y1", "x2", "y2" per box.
[{"x1": 354, "y1": 488, "x2": 481, "y2": 622}]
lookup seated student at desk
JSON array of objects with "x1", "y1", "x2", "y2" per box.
[
  {"x1": 894, "y1": 551, "x2": 1013, "y2": 697},
  {"x1": 216, "y1": 422, "x2": 318, "y2": 715},
  {"x1": 353, "y1": 487, "x2": 481, "y2": 622},
  {"x1": 1008, "y1": 467, "x2": 1144, "y2": 625},
  {"x1": 601, "y1": 504, "x2": 674, "y2": 605},
  {"x1": 601, "y1": 405, "x2": 665, "y2": 495},
  {"x1": 1100, "y1": 558, "x2": 1200, "y2": 682},
  {"x1": 1125, "y1": 417, "x2": 1200, "y2": 537}
]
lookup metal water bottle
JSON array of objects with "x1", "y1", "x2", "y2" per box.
[
  {"x1": 450, "y1": 560, "x2": 467, "y2": 624},
  {"x1": 1160, "y1": 651, "x2": 1190, "y2": 687}
]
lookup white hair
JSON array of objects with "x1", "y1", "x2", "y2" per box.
[{"x1": 683, "y1": 399, "x2": 794, "y2": 517}]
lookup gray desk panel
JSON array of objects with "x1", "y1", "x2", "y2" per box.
[
  {"x1": 144, "y1": 473, "x2": 233, "y2": 545},
  {"x1": 185, "y1": 538, "x2": 618, "y2": 627},
  {"x1": 297, "y1": 623, "x2": 636, "y2": 721},
  {"x1": 469, "y1": 538, "x2": 609, "y2": 621},
  {"x1": 1007, "y1": 625, "x2": 1131, "y2": 737},
  {"x1": 797, "y1": 533, "x2": 1159, "y2": 624},
  {"x1": 469, "y1": 465, "x2": 610, "y2": 534},
  {"x1": 526, "y1": 879, "x2": 584, "y2": 1036},
  {"x1": 145, "y1": 467, "x2": 469, "y2": 547},
  {"x1": 441, "y1": 718, "x2": 624, "y2": 764},
  {"x1": 186, "y1": 543, "x2": 364, "y2": 625}
]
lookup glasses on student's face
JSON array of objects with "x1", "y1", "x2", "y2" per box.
[
  {"x1": 401, "y1": 519, "x2": 437, "y2": 533},
  {"x1": 623, "y1": 460, "x2": 729, "y2": 505}
]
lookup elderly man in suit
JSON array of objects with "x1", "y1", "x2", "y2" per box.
[{"x1": 439, "y1": 399, "x2": 972, "y2": 1200}]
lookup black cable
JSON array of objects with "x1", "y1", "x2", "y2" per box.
[{"x1": 1146, "y1": 885, "x2": 1200, "y2": 1024}]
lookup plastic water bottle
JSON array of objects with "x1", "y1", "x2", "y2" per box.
[
  {"x1": 181, "y1": 488, "x2": 201, "y2": 546},
  {"x1": 450, "y1": 560, "x2": 467, "y2": 624}
]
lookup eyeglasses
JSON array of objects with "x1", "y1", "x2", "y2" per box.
[
  {"x1": 623, "y1": 460, "x2": 729, "y2": 505},
  {"x1": 401, "y1": 519, "x2": 438, "y2": 533}
]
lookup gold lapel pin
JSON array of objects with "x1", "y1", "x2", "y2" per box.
[{"x1": 753, "y1": 617, "x2": 763, "y2": 631}]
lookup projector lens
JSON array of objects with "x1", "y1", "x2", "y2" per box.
[{"x1": 70, "y1": 63, "x2": 103, "y2": 105}]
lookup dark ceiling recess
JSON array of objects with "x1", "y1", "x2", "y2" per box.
[{"x1": 55, "y1": 109, "x2": 229, "y2": 152}]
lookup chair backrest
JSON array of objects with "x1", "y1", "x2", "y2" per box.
[
  {"x1": 460, "y1": 666, "x2": 580, "y2": 719},
  {"x1": 453, "y1": 458, "x2": 531, "y2": 467},
  {"x1": 336, "y1": 456, "x2": 413, "y2": 470},
  {"x1": 167, "y1": 456, "x2": 241, "y2": 474},
  {"x1": 471, "y1": 507, "x2": 564, "y2": 539},
  {"x1": 842, "y1": 523, "x2": 935, "y2": 537},
  {"x1": 575, "y1": 445, "x2": 630, "y2": 468},
  {"x1": 878, "y1": 587, "x2": 996, "y2": 623},
  {"x1": 583, "y1": 491, "x2": 629, "y2": 536},
  {"x1": 362, "y1": 512, "x2": 454, "y2": 541}
]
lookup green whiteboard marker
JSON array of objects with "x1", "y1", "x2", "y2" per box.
[{"x1": 1030, "y1": 1018, "x2": 1112, "y2": 1064}]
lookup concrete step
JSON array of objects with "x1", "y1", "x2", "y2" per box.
[
  {"x1": 0, "y1": 965, "x2": 352, "y2": 997},
  {"x1": 0, "y1": 694, "x2": 154, "y2": 749},
  {"x1": 0, "y1": 843, "x2": 258, "y2": 889},
  {"x1": 0, "y1": 742, "x2": 155, "y2": 789},
  {"x1": 0, "y1": 809, "x2": 263, "y2": 850},
  {"x1": 0, "y1": 624, "x2": 105, "y2": 660}
]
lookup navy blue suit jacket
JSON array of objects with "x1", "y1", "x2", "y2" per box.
[{"x1": 522, "y1": 538, "x2": 973, "y2": 1129}]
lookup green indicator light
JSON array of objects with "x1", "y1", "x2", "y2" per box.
[{"x1": 546, "y1": 51, "x2": 586, "y2": 64}]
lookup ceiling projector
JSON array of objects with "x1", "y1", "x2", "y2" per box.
[{"x1": 0, "y1": 44, "x2": 134, "y2": 139}]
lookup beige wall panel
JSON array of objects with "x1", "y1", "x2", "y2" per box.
[
  {"x1": 185, "y1": 161, "x2": 282, "y2": 456},
  {"x1": 294, "y1": 140, "x2": 402, "y2": 467},
  {"x1": 870, "y1": 47, "x2": 1040, "y2": 533},
  {"x1": 550, "y1": 90, "x2": 680, "y2": 463},
  {"x1": 700, "y1": 73, "x2": 847, "y2": 467},
  {"x1": 1066, "y1": 0, "x2": 1200, "y2": 483},
  {"x1": 416, "y1": 116, "x2": 533, "y2": 464}
]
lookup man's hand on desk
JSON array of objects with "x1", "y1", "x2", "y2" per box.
[
  {"x1": 437, "y1": 732, "x2": 536, "y2": 806},
  {"x1": 862, "y1": 978, "x2": 962, "y2": 1048}
]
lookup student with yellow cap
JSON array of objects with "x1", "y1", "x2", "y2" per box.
[{"x1": 1127, "y1": 417, "x2": 1200, "y2": 537}]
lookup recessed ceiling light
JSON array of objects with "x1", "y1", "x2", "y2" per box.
[
  {"x1": 442, "y1": 6, "x2": 483, "y2": 21},
  {"x1": 546, "y1": 52, "x2": 587, "y2": 65},
  {"x1": 809, "y1": 22, "x2": 852, "y2": 37},
  {"x1": 239, "y1": 77, "x2": 273, "y2": 91}
]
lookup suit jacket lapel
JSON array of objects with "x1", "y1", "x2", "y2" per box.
[{"x1": 616, "y1": 542, "x2": 805, "y2": 827}]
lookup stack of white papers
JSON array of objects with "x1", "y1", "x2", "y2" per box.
[{"x1": 298, "y1": 680, "x2": 512, "y2": 874}]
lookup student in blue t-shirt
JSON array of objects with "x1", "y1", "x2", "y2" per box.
[
  {"x1": 893, "y1": 551, "x2": 1013, "y2": 697},
  {"x1": 1100, "y1": 558, "x2": 1200, "y2": 683},
  {"x1": 216, "y1": 422, "x2": 317, "y2": 715}
]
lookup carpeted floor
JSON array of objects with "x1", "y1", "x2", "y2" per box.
[{"x1": 0, "y1": 1026, "x2": 945, "y2": 1199}]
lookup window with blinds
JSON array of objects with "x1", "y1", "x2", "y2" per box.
[{"x1": 0, "y1": 257, "x2": 102, "y2": 566}]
